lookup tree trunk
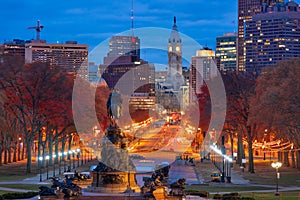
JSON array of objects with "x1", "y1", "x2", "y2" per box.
[
  {"x1": 21, "y1": 141, "x2": 25, "y2": 160},
  {"x1": 0, "y1": 150, "x2": 2, "y2": 166},
  {"x1": 283, "y1": 151, "x2": 289, "y2": 167},
  {"x1": 26, "y1": 139, "x2": 32, "y2": 174},
  {"x1": 13, "y1": 143, "x2": 17, "y2": 162},
  {"x1": 296, "y1": 151, "x2": 300, "y2": 170},
  {"x1": 237, "y1": 133, "x2": 244, "y2": 165},
  {"x1": 8, "y1": 149, "x2": 12, "y2": 163},
  {"x1": 247, "y1": 126, "x2": 255, "y2": 173},
  {"x1": 68, "y1": 134, "x2": 72, "y2": 160},
  {"x1": 38, "y1": 131, "x2": 42, "y2": 170},
  {"x1": 278, "y1": 152, "x2": 281, "y2": 162},
  {"x1": 54, "y1": 141, "x2": 59, "y2": 164},
  {"x1": 48, "y1": 133, "x2": 53, "y2": 166},
  {"x1": 291, "y1": 150, "x2": 296, "y2": 168},
  {"x1": 4, "y1": 149, "x2": 7, "y2": 164},
  {"x1": 61, "y1": 138, "x2": 66, "y2": 161}
]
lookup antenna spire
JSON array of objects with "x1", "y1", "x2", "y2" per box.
[{"x1": 131, "y1": 0, "x2": 134, "y2": 37}]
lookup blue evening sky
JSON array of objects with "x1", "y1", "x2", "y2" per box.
[{"x1": 1, "y1": 0, "x2": 237, "y2": 67}]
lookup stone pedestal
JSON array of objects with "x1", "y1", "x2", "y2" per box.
[{"x1": 85, "y1": 171, "x2": 140, "y2": 193}]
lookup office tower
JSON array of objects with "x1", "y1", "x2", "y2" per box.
[
  {"x1": 245, "y1": 1, "x2": 300, "y2": 73},
  {"x1": 101, "y1": 35, "x2": 155, "y2": 122},
  {"x1": 108, "y1": 36, "x2": 140, "y2": 58},
  {"x1": 0, "y1": 39, "x2": 28, "y2": 62},
  {"x1": 216, "y1": 33, "x2": 237, "y2": 71},
  {"x1": 237, "y1": 0, "x2": 262, "y2": 71},
  {"x1": 190, "y1": 47, "x2": 217, "y2": 103},
  {"x1": 25, "y1": 40, "x2": 88, "y2": 80}
]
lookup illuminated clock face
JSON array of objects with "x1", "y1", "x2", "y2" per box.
[
  {"x1": 169, "y1": 46, "x2": 172, "y2": 51},
  {"x1": 176, "y1": 46, "x2": 180, "y2": 52}
]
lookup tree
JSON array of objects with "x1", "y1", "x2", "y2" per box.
[
  {"x1": 250, "y1": 59, "x2": 300, "y2": 169},
  {"x1": 223, "y1": 71, "x2": 257, "y2": 173},
  {"x1": 0, "y1": 56, "x2": 75, "y2": 173}
]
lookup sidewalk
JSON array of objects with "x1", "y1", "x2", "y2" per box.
[{"x1": 168, "y1": 160, "x2": 201, "y2": 185}]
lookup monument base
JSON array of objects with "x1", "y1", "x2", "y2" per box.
[{"x1": 85, "y1": 171, "x2": 140, "y2": 194}]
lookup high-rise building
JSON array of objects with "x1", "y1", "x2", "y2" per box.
[
  {"x1": 108, "y1": 35, "x2": 140, "y2": 58},
  {"x1": 216, "y1": 33, "x2": 237, "y2": 71},
  {"x1": 0, "y1": 39, "x2": 29, "y2": 62},
  {"x1": 101, "y1": 35, "x2": 155, "y2": 122},
  {"x1": 25, "y1": 40, "x2": 88, "y2": 80},
  {"x1": 237, "y1": 0, "x2": 262, "y2": 71},
  {"x1": 245, "y1": 1, "x2": 300, "y2": 73},
  {"x1": 190, "y1": 48, "x2": 217, "y2": 103}
]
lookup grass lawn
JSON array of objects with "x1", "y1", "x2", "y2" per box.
[
  {"x1": 0, "y1": 159, "x2": 98, "y2": 181},
  {"x1": 0, "y1": 184, "x2": 50, "y2": 191},
  {"x1": 0, "y1": 160, "x2": 38, "y2": 181},
  {"x1": 186, "y1": 185, "x2": 273, "y2": 193},
  {"x1": 234, "y1": 160, "x2": 300, "y2": 187},
  {"x1": 240, "y1": 191, "x2": 300, "y2": 200}
]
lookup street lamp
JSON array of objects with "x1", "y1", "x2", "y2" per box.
[
  {"x1": 39, "y1": 156, "x2": 43, "y2": 182},
  {"x1": 271, "y1": 161, "x2": 282, "y2": 196},
  {"x1": 58, "y1": 152, "x2": 62, "y2": 175},
  {"x1": 45, "y1": 155, "x2": 50, "y2": 179},
  {"x1": 53, "y1": 155, "x2": 56, "y2": 177}
]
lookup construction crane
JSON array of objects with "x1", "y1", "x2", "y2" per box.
[{"x1": 28, "y1": 20, "x2": 44, "y2": 41}]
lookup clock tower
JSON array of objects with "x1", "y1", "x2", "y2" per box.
[
  {"x1": 166, "y1": 16, "x2": 184, "y2": 91},
  {"x1": 168, "y1": 16, "x2": 182, "y2": 75}
]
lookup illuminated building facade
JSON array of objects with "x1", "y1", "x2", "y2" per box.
[
  {"x1": 190, "y1": 48, "x2": 217, "y2": 103},
  {"x1": 25, "y1": 40, "x2": 88, "y2": 80},
  {"x1": 101, "y1": 35, "x2": 155, "y2": 122},
  {"x1": 237, "y1": 0, "x2": 262, "y2": 71},
  {"x1": 0, "y1": 39, "x2": 29, "y2": 62},
  {"x1": 216, "y1": 33, "x2": 237, "y2": 71},
  {"x1": 245, "y1": 1, "x2": 300, "y2": 73},
  {"x1": 108, "y1": 35, "x2": 140, "y2": 57}
]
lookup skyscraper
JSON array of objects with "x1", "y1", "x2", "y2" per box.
[
  {"x1": 190, "y1": 48, "x2": 217, "y2": 103},
  {"x1": 25, "y1": 40, "x2": 88, "y2": 80},
  {"x1": 216, "y1": 33, "x2": 237, "y2": 71},
  {"x1": 245, "y1": 1, "x2": 300, "y2": 73},
  {"x1": 108, "y1": 36, "x2": 140, "y2": 58},
  {"x1": 237, "y1": 0, "x2": 262, "y2": 71}
]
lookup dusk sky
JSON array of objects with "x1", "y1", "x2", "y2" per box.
[{"x1": 1, "y1": 0, "x2": 237, "y2": 66}]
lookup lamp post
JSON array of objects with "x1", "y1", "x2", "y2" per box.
[
  {"x1": 39, "y1": 156, "x2": 43, "y2": 182},
  {"x1": 271, "y1": 162, "x2": 282, "y2": 196},
  {"x1": 45, "y1": 155, "x2": 50, "y2": 179},
  {"x1": 53, "y1": 155, "x2": 56, "y2": 177},
  {"x1": 58, "y1": 153, "x2": 62, "y2": 175}
]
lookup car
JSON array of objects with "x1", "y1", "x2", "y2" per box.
[{"x1": 211, "y1": 172, "x2": 221, "y2": 182}]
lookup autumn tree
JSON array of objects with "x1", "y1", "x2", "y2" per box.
[
  {"x1": 0, "y1": 56, "x2": 76, "y2": 173},
  {"x1": 223, "y1": 71, "x2": 257, "y2": 173},
  {"x1": 250, "y1": 59, "x2": 300, "y2": 169}
]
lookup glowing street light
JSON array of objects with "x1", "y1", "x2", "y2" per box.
[
  {"x1": 271, "y1": 162, "x2": 282, "y2": 196},
  {"x1": 39, "y1": 156, "x2": 43, "y2": 182},
  {"x1": 45, "y1": 155, "x2": 50, "y2": 179}
]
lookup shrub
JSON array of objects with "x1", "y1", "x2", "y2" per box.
[{"x1": 2, "y1": 192, "x2": 38, "y2": 199}]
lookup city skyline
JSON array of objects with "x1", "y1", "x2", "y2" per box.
[{"x1": 1, "y1": 0, "x2": 237, "y2": 53}]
